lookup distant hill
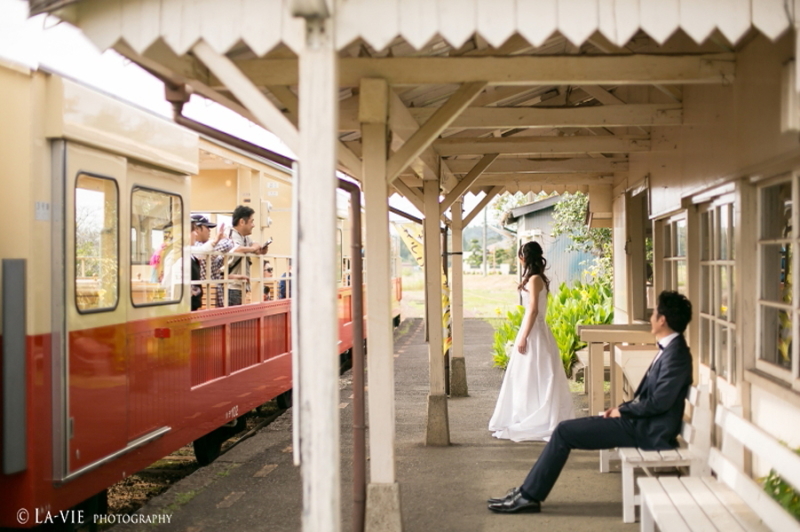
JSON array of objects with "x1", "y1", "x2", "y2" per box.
[{"x1": 462, "y1": 224, "x2": 506, "y2": 250}]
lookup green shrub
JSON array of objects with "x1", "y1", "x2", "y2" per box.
[
  {"x1": 547, "y1": 280, "x2": 614, "y2": 377},
  {"x1": 762, "y1": 447, "x2": 800, "y2": 521},
  {"x1": 490, "y1": 279, "x2": 613, "y2": 376}
]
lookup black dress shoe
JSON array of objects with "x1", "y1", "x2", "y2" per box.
[
  {"x1": 488, "y1": 491, "x2": 541, "y2": 513},
  {"x1": 487, "y1": 486, "x2": 519, "y2": 504}
]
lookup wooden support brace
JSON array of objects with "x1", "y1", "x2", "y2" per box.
[
  {"x1": 439, "y1": 153, "x2": 498, "y2": 216},
  {"x1": 392, "y1": 179, "x2": 424, "y2": 213},
  {"x1": 193, "y1": 41, "x2": 300, "y2": 155},
  {"x1": 386, "y1": 81, "x2": 487, "y2": 184},
  {"x1": 463, "y1": 186, "x2": 503, "y2": 226}
]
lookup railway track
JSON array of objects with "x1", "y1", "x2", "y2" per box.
[{"x1": 107, "y1": 402, "x2": 285, "y2": 517}]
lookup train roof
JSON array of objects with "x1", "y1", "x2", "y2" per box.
[{"x1": 42, "y1": 72, "x2": 198, "y2": 175}]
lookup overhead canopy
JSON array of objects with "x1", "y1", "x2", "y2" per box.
[
  {"x1": 35, "y1": 0, "x2": 790, "y2": 55},
  {"x1": 30, "y1": 0, "x2": 795, "y2": 203}
]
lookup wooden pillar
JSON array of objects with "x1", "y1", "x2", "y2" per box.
[
  {"x1": 612, "y1": 190, "x2": 630, "y2": 324},
  {"x1": 449, "y1": 198, "x2": 468, "y2": 396},
  {"x1": 297, "y1": 16, "x2": 340, "y2": 532},
  {"x1": 360, "y1": 78, "x2": 402, "y2": 532},
  {"x1": 685, "y1": 201, "x2": 701, "y2": 384},
  {"x1": 424, "y1": 179, "x2": 450, "y2": 445}
]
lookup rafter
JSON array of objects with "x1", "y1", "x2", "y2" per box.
[
  {"x1": 580, "y1": 85, "x2": 627, "y2": 105},
  {"x1": 433, "y1": 136, "x2": 650, "y2": 156},
  {"x1": 468, "y1": 174, "x2": 616, "y2": 188},
  {"x1": 229, "y1": 55, "x2": 735, "y2": 87},
  {"x1": 421, "y1": 104, "x2": 679, "y2": 130},
  {"x1": 342, "y1": 103, "x2": 682, "y2": 131},
  {"x1": 445, "y1": 157, "x2": 628, "y2": 174}
]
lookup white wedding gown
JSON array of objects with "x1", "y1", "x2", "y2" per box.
[{"x1": 488, "y1": 286, "x2": 575, "y2": 442}]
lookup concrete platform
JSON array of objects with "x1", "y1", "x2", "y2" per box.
[{"x1": 112, "y1": 318, "x2": 635, "y2": 531}]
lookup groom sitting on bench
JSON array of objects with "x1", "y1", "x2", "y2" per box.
[{"x1": 488, "y1": 290, "x2": 693, "y2": 514}]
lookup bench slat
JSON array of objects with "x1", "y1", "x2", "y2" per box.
[
  {"x1": 639, "y1": 450, "x2": 663, "y2": 462},
  {"x1": 658, "y1": 477, "x2": 720, "y2": 531},
  {"x1": 638, "y1": 478, "x2": 692, "y2": 532},
  {"x1": 674, "y1": 448, "x2": 697, "y2": 461},
  {"x1": 706, "y1": 451, "x2": 799, "y2": 532},
  {"x1": 717, "y1": 408, "x2": 800, "y2": 493},
  {"x1": 618, "y1": 447, "x2": 643, "y2": 462},
  {"x1": 680, "y1": 477, "x2": 747, "y2": 532},
  {"x1": 658, "y1": 449, "x2": 682, "y2": 461},
  {"x1": 699, "y1": 476, "x2": 772, "y2": 532}
]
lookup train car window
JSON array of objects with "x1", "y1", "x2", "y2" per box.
[
  {"x1": 75, "y1": 174, "x2": 119, "y2": 313},
  {"x1": 130, "y1": 187, "x2": 183, "y2": 306}
]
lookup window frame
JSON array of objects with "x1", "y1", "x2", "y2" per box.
[
  {"x1": 697, "y1": 194, "x2": 737, "y2": 384},
  {"x1": 74, "y1": 172, "x2": 120, "y2": 315},
  {"x1": 130, "y1": 185, "x2": 185, "y2": 308},
  {"x1": 660, "y1": 212, "x2": 688, "y2": 295},
  {"x1": 755, "y1": 174, "x2": 800, "y2": 388}
]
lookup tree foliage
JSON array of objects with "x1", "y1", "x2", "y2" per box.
[
  {"x1": 551, "y1": 192, "x2": 612, "y2": 284},
  {"x1": 489, "y1": 192, "x2": 530, "y2": 223},
  {"x1": 466, "y1": 239, "x2": 483, "y2": 268}
]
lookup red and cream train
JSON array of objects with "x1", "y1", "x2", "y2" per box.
[{"x1": 0, "y1": 63, "x2": 401, "y2": 528}]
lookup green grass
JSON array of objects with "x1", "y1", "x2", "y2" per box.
[{"x1": 401, "y1": 272, "x2": 519, "y2": 319}]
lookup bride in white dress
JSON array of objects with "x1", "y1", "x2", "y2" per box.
[{"x1": 489, "y1": 241, "x2": 574, "y2": 442}]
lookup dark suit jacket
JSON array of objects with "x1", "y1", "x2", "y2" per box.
[{"x1": 617, "y1": 334, "x2": 692, "y2": 450}]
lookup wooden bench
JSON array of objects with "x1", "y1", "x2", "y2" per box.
[
  {"x1": 600, "y1": 385, "x2": 712, "y2": 523},
  {"x1": 638, "y1": 406, "x2": 800, "y2": 532}
]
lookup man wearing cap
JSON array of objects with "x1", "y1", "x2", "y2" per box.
[{"x1": 191, "y1": 214, "x2": 235, "y2": 308}]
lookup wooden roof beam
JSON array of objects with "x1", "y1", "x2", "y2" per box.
[
  {"x1": 446, "y1": 157, "x2": 628, "y2": 174},
  {"x1": 467, "y1": 174, "x2": 617, "y2": 190},
  {"x1": 230, "y1": 54, "x2": 735, "y2": 87},
  {"x1": 434, "y1": 136, "x2": 650, "y2": 156},
  {"x1": 341, "y1": 103, "x2": 682, "y2": 131},
  {"x1": 408, "y1": 104, "x2": 681, "y2": 130}
]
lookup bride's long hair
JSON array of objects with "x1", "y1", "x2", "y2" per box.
[{"x1": 517, "y1": 241, "x2": 550, "y2": 292}]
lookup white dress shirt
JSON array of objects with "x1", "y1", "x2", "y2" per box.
[{"x1": 652, "y1": 332, "x2": 680, "y2": 366}]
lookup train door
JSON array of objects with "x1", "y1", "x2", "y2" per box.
[
  {"x1": 59, "y1": 141, "x2": 130, "y2": 479},
  {"x1": 125, "y1": 163, "x2": 188, "y2": 442}
]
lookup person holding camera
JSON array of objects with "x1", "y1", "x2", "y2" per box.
[{"x1": 227, "y1": 205, "x2": 269, "y2": 306}]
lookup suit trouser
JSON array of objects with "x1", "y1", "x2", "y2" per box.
[{"x1": 521, "y1": 416, "x2": 639, "y2": 502}]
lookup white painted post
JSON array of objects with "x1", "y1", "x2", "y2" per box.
[
  {"x1": 424, "y1": 179, "x2": 450, "y2": 445},
  {"x1": 450, "y1": 198, "x2": 468, "y2": 396},
  {"x1": 297, "y1": 15, "x2": 340, "y2": 532},
  {"x1": 360, "y1": 78, "x2": 402, "y2": 531}
]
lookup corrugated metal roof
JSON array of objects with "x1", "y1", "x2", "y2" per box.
[{"x1": 508, "y1": 195, "x2": 562, "y2": 222}]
